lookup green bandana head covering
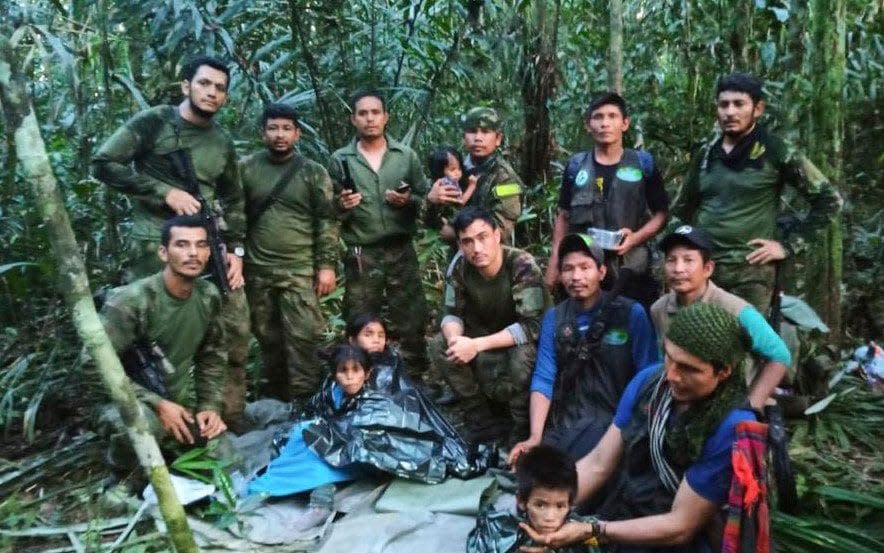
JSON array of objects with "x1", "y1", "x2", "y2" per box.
[{"x1": 666, "y1": 302, "x2": 749, "y2": 370}]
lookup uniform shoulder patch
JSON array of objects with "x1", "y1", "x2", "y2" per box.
[
  {"x1": 493, "y1": 182, "x2": 521, "y2": 198},
  {"x1": 749, "y1": 142, "x2": 766, "y2": 160}
]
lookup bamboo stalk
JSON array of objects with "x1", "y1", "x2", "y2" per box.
[{"x1": 0, "y1": 32, "x2": 198, "y2": 553}]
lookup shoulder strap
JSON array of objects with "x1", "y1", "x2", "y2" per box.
[
  {"x1": 248, "y1": 154, "x2": 306, "y2": 224},
  {"x1": 588, "y1": 293, "x2": 617, "y2": 345},
  {"x1": 636, "y1": 150, "x2": 654, "y2": 177},
  {"x1": 564, "y1": 151, "x2": 591, "y2": 186}
]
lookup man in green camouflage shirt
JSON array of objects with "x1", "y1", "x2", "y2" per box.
[
  {"x1": 97, "y1": 216, "x2": 228, "y2": 469},
  {"x1": 328, "y1": 90, "x2": 434, "y2": 377},
  {"x1": 92, "y1": 56, "x2": 250, "y2": 428},
  {"x1": 242, "y1": 104, "x2": 338, "y2": 402},
  {"x1": 672, "y1": 73, "x2": 842, "y2": 314},
  {"x1": 429, "y1": 107, "x2": 524, "y2": 245},
  {"x1": 428, "y1": 207, "x2": 548, "y2": 445}
]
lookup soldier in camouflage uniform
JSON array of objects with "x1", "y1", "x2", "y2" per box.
[
  {"x1": 96, "y1": 216, "x2": 229, "y2": 469},
  {"x1": 92, "y1": 56, "x2": 251, "y2": 429},
  {"x1": 241, "y1": 104, "x2": 338, "y2": 402},
  {"x1": 428, "y1": 207, "x2": 548, "y2": 445},
  {"x1": 429, "y1": 108, "x2": 524, "y2": 245},
  {"x1": 460, "y1": 108, "x2": 523, "y2": 243},
  {"x1": 672, "y1": 72, "x2": 842, "y2": 314},
  {"x1": 328, "y1": 90, "x2": 441, "y2": 378}
]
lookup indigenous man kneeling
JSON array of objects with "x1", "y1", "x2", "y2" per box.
[
  {"x1": 520, "y1": 302, "x2": 758, "y2": 553},
  {"x1": 509, "y1": 233, "x2": 659, "y2": 465},
  {"x1": 96, "y1": 215, "x2": 229, "y2": 470}
]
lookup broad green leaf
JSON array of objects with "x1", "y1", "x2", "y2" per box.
[
  {"x1": 0, "y1": 262, "x2": 37, "y2": 276},
  {"x1": 807, "y1": 393, "x2": 838, "y2": 419}
]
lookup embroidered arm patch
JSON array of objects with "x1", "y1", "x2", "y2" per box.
[{"x1": 493, "y1": 182, "x2": 521, "y2": 198}]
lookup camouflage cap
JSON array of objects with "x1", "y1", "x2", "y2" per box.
[{"x1": 461, "y1": 107, "x2": 501, "y2": 131}]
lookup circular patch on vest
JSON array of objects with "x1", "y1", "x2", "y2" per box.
[
  {"x1": 615, "y1": 166, "x2": 643, "y2": 183},
  {"x1": 575, "y1": 169, "x2": 589, "y2": 187}
]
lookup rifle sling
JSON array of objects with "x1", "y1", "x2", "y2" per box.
[{"x1": 248, "y1": 154, "x2": 306, "y2": 224}]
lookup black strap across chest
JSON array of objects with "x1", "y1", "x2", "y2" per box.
[{"x1": 248, "y1": 154, "x2": 306, "y2": 224}]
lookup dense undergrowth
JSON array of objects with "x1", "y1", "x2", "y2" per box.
[{"x1": 1, "y1": 0, "x2": 882, "y2": 550}]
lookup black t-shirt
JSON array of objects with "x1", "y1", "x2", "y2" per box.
[{"x1": 557, "y1": 152, "x2": 669, "y2": 214}]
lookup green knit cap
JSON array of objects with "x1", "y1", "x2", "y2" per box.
[{"x1": 666, "y1": 302, "x2": 749, "y2": 369}]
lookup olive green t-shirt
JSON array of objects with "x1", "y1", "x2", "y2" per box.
[
  {"x1": 241, "y1": 151, "x2": 338, "y2": 276},
  {"x1": 101, "y1": 272, "x2": 226, "y2": 413},
  {"x1": 443, "y1": 247, "x2": 547, "y2": 341}
]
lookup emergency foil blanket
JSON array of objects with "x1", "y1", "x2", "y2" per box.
[{"x1": 301, "y1": 350, "x2": 497, "y2": 483}]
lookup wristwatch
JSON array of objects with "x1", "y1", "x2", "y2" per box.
[{"x1": 233, "y1": 246, "x2": 245, "y2": 257}]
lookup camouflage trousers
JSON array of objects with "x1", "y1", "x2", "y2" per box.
[
  {"x1": 343, "y1": 240, "x2": 428, "y2": 377},
  {"x1": 96, "y1": 402, "x2": 238, "y2": 472},
  {"x1": 124, "y1": 238, "x2": 251, "y2": 424},
  {"x1": 245, "y1": 268, "x2": 325, "y2": 401},
  {"x1": 714, "y1": 261, "x2": 777, "y2": 316},
  {"x1": 427, "y1": 332, "x2": 535, "y2": 445}
]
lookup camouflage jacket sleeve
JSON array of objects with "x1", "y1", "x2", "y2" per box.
[
  {"x1": 310, "y1": 163, "x2": 340, "y2": 270},
  {"x1": 92, "y1": 108, "x2": 175, "y2": 208},
  {"x1": 776, "y1": 146, "x2": 843, "y2": 256},
  {"x1": 406, "y1": 148, "x2": 430, "y2": 216},
  {"x1": 100, "y1": 293, "x2": 166, "y2": 408},
  {"x1": 487, "y1": 160, "x2": 524, "y2": 238},
  {"x1": 193, "y1": 308, "x2": 227, "y2": 414},
  {"x1": 442, "y1": 256, "x2": 467, "y2": 326},
  {"x1": 670, "y1": 148, "x2": 703, "y2": 227},
  {"x1": 216, "y1": 142, "x2": 246, "y2": 247},
  {"x1": 510, "y1": 251, "x2": 547, "y2": 343}
]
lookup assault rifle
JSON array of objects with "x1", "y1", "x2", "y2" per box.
[
  {"x1": 168, "y1": 149, "x2": 231, "y2": 298},
  {"x1": 119, "y1": 341, "x2": 171, "y2": 399}
]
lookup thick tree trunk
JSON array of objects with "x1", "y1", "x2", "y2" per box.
[
  {"x1": 804, "y1": 0, "x2": 845, "y2": 342},
  {"x1": 608, "y1": 0, "x2": 624, "y2": 94},
  {"x1": 0, "y1": 35, "x2": 198, "y2": 553},
  {"x1": 520, "y1": 0, "x2": 560, "y2": 187}
]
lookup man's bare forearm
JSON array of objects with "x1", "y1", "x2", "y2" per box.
[
  {"x1": 474, "y1": 328, "x2": 517, "y2": 353},
  {"x1": 527, "y1": 391, "x2": 551, "y2": 439},
  {"x1": 748, "y1": 361, "x2": 786, "y2": 409},
  {"x1": 631, "y1": 210, "x2": 668, "y2": 246}
]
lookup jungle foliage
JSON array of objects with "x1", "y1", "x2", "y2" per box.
[{"x1": 0, "y1": 0, "x2": 881, "y2": 551}]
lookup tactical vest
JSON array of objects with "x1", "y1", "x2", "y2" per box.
[
  {"x1": 597, "y1": 370, "x2": 688, "y2": 521},
  {"x1": 567, "y1": 148, "x2": 650, "y2": 234},
  {"x1": 545, "y1": 294, "x2": 635, "y2": 457}
]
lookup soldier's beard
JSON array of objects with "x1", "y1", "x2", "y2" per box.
[
  {"x1": 721, "y1": 121, "x2": 755, "y2": 140},
  {"x1": 189, "y1": 98, "x2": 217, "y2": 120}
]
